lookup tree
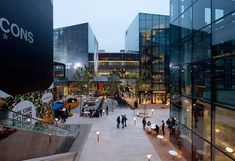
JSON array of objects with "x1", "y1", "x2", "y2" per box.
[
  {"x1": 107, "y1": 75, "x2": 120, "y2": 96},
  {"x1": 74, "y1": 66, "x2": 93, "y2": 96},
  {"x1": 134, "y1": 77, "x2": 144, "y2": 101}
]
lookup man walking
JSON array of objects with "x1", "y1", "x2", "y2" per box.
[
  {"x1": 162, "y1": 120, "x2": 165, "y2": 135},
  {"x1": 116, "y1": 116, "x2": 120, "y2": 128},
  {"x1": 124, "y1": 115, "x2": 127, "y2": 127},
  {"x1": 121, "y1": 115, "x2": 125, "y2": 128}
]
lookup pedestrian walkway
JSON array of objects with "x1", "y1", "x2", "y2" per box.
[{"x1": 66, "y1": 103, "x2": 162, "y2": 161}]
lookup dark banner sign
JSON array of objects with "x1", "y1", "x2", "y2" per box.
[{"x1": 0, "y1": 0, "x2": 53, "y2": 95}]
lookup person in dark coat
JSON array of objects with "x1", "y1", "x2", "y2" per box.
[
  {"x1": 142, "y1": 117, "x2": 146, "y2": 129},
  {"x1": 99, "y1": 108, "x2": 102, "y2": 117},
  {"x1": 89, "y1": 108, "x2": 92, "y2": 118},
  {"x1": 124, "y1": 115, "x2": 127, "y2": 127},
  {"x1": 162, "y1": 120, "x2": 165, "y2": 135},
  {"x1": 106, "y1": 105, "x2": 108, "y2": 115},
  {"x1": 121, "y1": 115, "x2": 125, "y2": 128},
  {"x1": 155, "y1": 124, "x2": 160, "y2": 135},
  {"x1": 116, "y1": 116, "x2": 120, "y2": 128},
  {"x1": 61, "y1": 111, "x2": 66, "y2": 123}
]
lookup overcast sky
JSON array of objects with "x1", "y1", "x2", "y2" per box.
[{"x1": 53, "y1": 0, "x2": 169, "y2": 52}]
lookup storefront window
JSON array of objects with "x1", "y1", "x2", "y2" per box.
[
  {"x1": 192, "y1": 134, "x2": 211, "y2": 161},
  {"x1": 192, "y1": 100, "x2": 211, "y2": 141},
  {"x1": 215, "y1": 106, "x2": 235, "y2": 159},
  {"x1": 213, "y1": 147, "x2": 234, "y2": 161}
]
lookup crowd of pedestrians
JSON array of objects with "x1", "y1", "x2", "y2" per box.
[
  {"x1": 142, "y1": 117, "x2": 165, "y2": 136},
  {"x1": 116, "y1": 115, "x2": 127, "y2": 129}
]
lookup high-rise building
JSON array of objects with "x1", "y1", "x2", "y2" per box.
[
  {"x1": 54, "y1": 23, "x2": 98, "y2": 81},
  {"x1": 125, "y1": 13, "x2": 170, "y2": 104},
  {"x1": 170, "y1": 0, "x2": 235, "y2": 160}
]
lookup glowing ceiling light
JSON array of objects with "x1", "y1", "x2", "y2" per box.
[
  {"x1": 226, "y1": 147, "x2": 233, "y2": 153},
  {"x1": 215, "y1": 128, "x2": 220, "y2": 133}
]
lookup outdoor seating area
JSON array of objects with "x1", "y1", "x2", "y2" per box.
[{"x1": 80, "y1": 98, "x2": 101, "y2": 118}]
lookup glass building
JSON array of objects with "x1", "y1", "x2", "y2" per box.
[
  {"x1": 97, "y1": 52, "x2": 139, "y2": 79},
  {"x1": 170, "y1": 0, "x2": 235, "y2": 160},
  {"x1": 125, "y1": 13, "x2": 170, "y2": 104},
  {"x1": 54, "y1": 23, "x2": 98, "y2": 81}
]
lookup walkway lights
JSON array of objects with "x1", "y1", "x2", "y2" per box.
[
  {"x1": 146, "y1": 154, "x2": 152, "y2": 161},
  {"x1": 96, "y1": 130, "x2": 100, "y2": 142}
]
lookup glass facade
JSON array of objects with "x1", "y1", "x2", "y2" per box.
[
  {"x1": 170, "y1": 0, "x2": 235, "y2": 160},
  {"x1": 96, "y1": 52, "x2": 139, "y2": 79},
  {"x1": 53, "y1": 23, "x2": 98, "y2": 81},
  {"x1": 125, "y1": 13, "x2": 170, "y2": 104}
]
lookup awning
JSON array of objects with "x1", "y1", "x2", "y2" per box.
[{"x1": 52, "y1": 103, "x2": 64, "y2": 111}]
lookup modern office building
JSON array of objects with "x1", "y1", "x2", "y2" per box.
[
  {"x1": 54, "y1": 23, "x2": 98, "y2": 81},
  {"x1": 0, "y1": 0, "x2": 53, "y2": 96},
  {"x1": 96, "y1": 52, "x2": 139, "y2": 79},
  {"x1": 125, "y1": 13, "x2": 170, "y2": 104},
  {"x1": 170, "y1": 0, "x2": 235, "y2": 160},
  {"x1": 54, "y1": 23, "x2": 98, "y2": 95}
]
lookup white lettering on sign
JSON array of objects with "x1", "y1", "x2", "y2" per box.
[
  {"x1": 11, "y1": 101, "x2": 37, "y2": 123},
  {"x1": 0, "y1": 17, "x2": 34, "y2": 43},
  {"x1": 41, "y1": 93, "x2": 53, "y2": 103}
]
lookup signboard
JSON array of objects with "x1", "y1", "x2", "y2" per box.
[
  {"x1": 11, "y1": 101, "x2": 37, "y2": 123},
  {"x1": 41, "y1": 92, "x2": 53, "y2": 103},
  {"x1": 0, "y1": 0, "x2": 53, "y2": 95}
]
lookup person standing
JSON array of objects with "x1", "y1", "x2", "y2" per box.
[
  {"x1": 142, "y1": 117, "x2": 146, "y2": 129},
  {"x1": 162, "y1": 120, "x2": 165, "y2": 135},
  {"x1": 99, "y1": 108, "x2": 102, "y2": 117},
  {"x1": 155, "y1": 124, "x2": 160, "y2": 135},
  {"x1": 116, "y1": 116, "x2": 120, "y2": 128},
  {"x1": 106, "y1": 105, "x2": 109, "y2": 115},
  {"x1": 124, "y1": 115, "x2": 127, "y2": 127},
  {"x1": 121, "y1": 115, "x2": 125, "y2": 128}
]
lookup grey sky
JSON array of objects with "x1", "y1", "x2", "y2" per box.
[{"x1": 53, "y1": 0, "x2": 169, "y2": 52}]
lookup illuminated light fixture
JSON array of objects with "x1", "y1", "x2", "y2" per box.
[
  {"x1": 146, "y1": 154, "x2": 152, "y2": 161},
  {"x1": 226, "y1": 147, "x2": 233, "y2": 153},
  {"x1": 96, "y1": 130, "x2": 100, "y2": 142},
  {"x1": 193, "y1": 103, "x2": 196, "y2": 106},
  {"x1": 134, "y1": 117, "x2": 136, "y2": 125},
  {"x1": 186, "y1": 109, "x2": 190, "y2": 112},
  {"x1": 27, "y1": 118, "x2": 31, "y2": 122},
  {"x1": 215, "y1": 128, "x2": 220, "y2": 133}
]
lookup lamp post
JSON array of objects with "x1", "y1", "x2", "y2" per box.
[
  {"x1": 151, "y1": 109, "x2": 154, "y2": 116},
  {"x1": 55, "y1": 118, "x2": 58, "y2": 126},
  {"x1": 146, "y1": 154, "x2": 152, "y2": 161},
  {"x1": 96, "y1": 130, "x2": 100, "y2": 142},
  {"x1": 134, "y1": 117, "x2": 136, "y2": 125},
  {"x1": 49, "y1": 134, "x2": 52, "y2": 143}
]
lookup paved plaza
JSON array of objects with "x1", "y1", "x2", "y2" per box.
[{"x1": 65, "y1": 98, "x2": 170, "y2": 161}]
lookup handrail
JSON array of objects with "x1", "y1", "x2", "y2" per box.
[{"x1": 5, "y1": 109, "x2": 78, "y2": 133}]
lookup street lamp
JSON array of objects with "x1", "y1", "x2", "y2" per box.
[
  {"x1": 96, "y1": 130, "x2": 100, "y2": 142},
  {"x1": 133, "y1": 117, "x2": 136, "y2": 125},
  {"x1": 146, "y1": 154, "x2": 152, "y2": 161},
  {"x1": 151, "y1": 109, "x2": 154, "y2": 116},
  {"x1": 55, "y1": 118, "x2": 58, "y2": 126},
  {"x1": 49, "y1": 134, "x2": 52, "y2": 143}
]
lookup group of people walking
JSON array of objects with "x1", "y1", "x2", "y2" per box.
[
  {"x1": 116, "y1": 115, "x2": 127, "y2": 129},
  {"x1": 142, "y1": 117, "x2": 165, "y2": 135}
]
